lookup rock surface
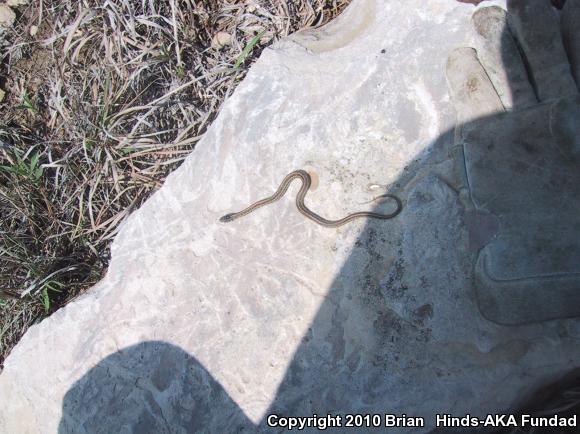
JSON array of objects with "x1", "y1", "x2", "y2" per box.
[{"x1": 2, "y1": 0, "x2": 580, "y2": 432}]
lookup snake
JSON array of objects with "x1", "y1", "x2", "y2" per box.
[{"x1": 219, "y1": 170, "x2": 403, "y2": 227}]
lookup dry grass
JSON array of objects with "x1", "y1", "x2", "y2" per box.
[{"x1": 0, "y1": 0, "x2": 350, "y2": 368}]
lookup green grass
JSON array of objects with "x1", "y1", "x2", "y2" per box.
[
  {"x1": 234, "y1": 31, "x2": 266, "y2": 69},
  {"x1": 41, "y1": 281, "x2": 64, "y2": 313},
  {"x1": 15, "y1": 91, "x2": 38, "y2": 114},
  {"x1": 0, "y1": 150, "x2": 43, "y2": 184}
]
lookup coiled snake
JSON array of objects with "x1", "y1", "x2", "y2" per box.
[{"x1": 219, "y1": 170, "x2": 402, "y2": 227}]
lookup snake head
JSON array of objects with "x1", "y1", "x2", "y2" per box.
[{"x1": 219, "y1": 213, "x2": 235, "y2": 223}]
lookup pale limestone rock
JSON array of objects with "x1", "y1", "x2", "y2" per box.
[
  {"x1": 6, "y1": 0, "x2": 29, "y2": 6},
  {"x1": 1, "y1": 0, "x2": 580, "y2": 433},
  {"x1": 211, "y1": 31, "x2": 232, "y2": 49},
  {"x1": 0, "y1": 4, "x2": 15, "y2": 28}
]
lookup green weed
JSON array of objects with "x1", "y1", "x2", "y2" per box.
[
  {"x1": 40, "y1": 281, "x2": 64, "y2": 313},
  {"x1": 15, "y1": 91, "x2": 38, "y2": 114},
  {"x1": 234, "y1": 31, "x2": 265, "y2": 69},
  {"x1": 0, "y1": 150, "x2": 43, "y2": 184}
]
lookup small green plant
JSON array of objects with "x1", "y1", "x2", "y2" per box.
[
  {"x1": 176, "y1": 64, "x2": 186, "y2": 79},
  {"x1": 40, "y1": 281, "x2": 63, "y2": 313},
  {"x1": 234, "y1": 31, "x2": 265, "y2": 69},
  {"x1": 119, "y1": 146, "x2": 137, "y2": 156},
  {"x1": 0, "y1": 150, "x2": 43, "y2": 183},
  {"x1": 85, "y1": 139, "x2": 96, "y2": 152},
  {"x1": 15, "y1": 91, "x2": 39, "y2": 114}
]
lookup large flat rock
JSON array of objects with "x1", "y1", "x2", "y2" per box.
[{"x1": 2, "y1": 0, "x2": 580, "y2": 432}]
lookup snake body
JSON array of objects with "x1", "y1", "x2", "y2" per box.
[{"x1": 219, "y1": 170, "x2": 402, "y2": 227}]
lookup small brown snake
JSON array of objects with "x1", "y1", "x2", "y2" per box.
[{"x1": 219, "y1": 170, "x2": 403, "y2": 227}]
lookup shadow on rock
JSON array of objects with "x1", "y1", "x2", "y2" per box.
[{"x1": 58, "y1": 341, "x2": 254, "y2": 433}]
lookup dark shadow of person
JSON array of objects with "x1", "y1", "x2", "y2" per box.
[
  {"x1": 59, "y1": 1, "x2": 580, "y2": 432},
  {"x1": 58, "y1": 341, "x2": 255, "y2": 433}
]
